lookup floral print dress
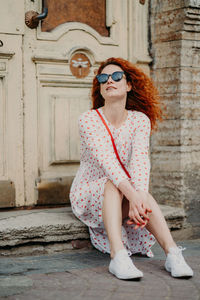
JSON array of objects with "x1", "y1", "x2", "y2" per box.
[{"x1": 70, "y1": 107, "x2": 155, "y2": 257}]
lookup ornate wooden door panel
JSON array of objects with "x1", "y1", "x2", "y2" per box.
[
  {"x1": 41, "y1": 0, "x2": 109, "y2": 37},
  {"x1": 38, "y1": 87, "x2": 91, "y2": 170}
]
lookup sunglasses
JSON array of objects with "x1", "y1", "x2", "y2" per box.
[{"x1": 96, "y1": 71, "x2": 125, "y2": 84}]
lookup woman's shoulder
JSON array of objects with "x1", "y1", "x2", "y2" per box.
[
  {"x1": 79, "y1": 109, "x2": 97, "y2": 122},
  {"x1": 130, "y1": 110, "x2": 150, "y2": 121},
  {"x1": 130, "y1": 110, "x2": 151, "y2": 126}
]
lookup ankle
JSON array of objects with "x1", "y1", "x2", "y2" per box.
[
  {"x1": 163, "y1": 242, "x2": 177, "y2": 255},
  {"x1": 110, "y1": 246, "x2": 125, "y2": 259}
]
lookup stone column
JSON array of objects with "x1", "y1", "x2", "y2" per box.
[{"x1": 150, "y1": 0, "x2": 200, "y2": 236}]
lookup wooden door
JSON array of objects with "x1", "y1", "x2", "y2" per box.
[
  {"x1": 0, "y1": 0, "x2": 24, "y2": 207},
  {"x1": 23, "y1": 0, "x2": 150, "y2": 206}
]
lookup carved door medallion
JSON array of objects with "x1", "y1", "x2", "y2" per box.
[{"x1": 70, "y1": 53, "x2": 91, "y2": 79}]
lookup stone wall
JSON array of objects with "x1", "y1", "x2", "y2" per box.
[{"x1": 150, "y1": 0, "x2": 200, "y2": 237}]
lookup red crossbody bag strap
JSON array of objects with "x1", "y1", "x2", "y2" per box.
[{"x1": 96, "y1": 109, "x2": 131, "y2": 179}]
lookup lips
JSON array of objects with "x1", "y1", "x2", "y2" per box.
[{"x1": 106, "y1": 86, "x2": 116, "y2": 91}]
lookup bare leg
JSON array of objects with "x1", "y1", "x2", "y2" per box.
[
  {"x1": 121, "y1": 193, "x2": 176, "y2": 254},
  {"x1": 102, "y1": 180, "x2": 125, "y2": 258},
  {"x1": 144, "y1": 194, "x2": 177, "y2": 254}
]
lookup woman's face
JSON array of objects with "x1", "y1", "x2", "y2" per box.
[{"x1": 99, "y1": 64, "x2": 131, "y2": 102}]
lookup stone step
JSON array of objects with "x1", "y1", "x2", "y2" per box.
[
  {"x1": 159, "y1": 204, "x2": 186, "y2": 230},
  {"x1": 0, "y1": 207, "x2": 89, "y2": 248},
  {"x1": 0, "y1": 205, "x2": 190, "y2": 255}
]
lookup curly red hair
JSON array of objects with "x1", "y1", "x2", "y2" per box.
[{"x1": 91, "y1": 57, "x2": 162, "y2": 131}]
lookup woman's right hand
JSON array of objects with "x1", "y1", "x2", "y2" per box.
[
  {"x1": 118, "y1": 179, "x2": 152, "y2": 229},
  {"x1": 126, "y1": 190, "x2": 152, "y2": 229}
]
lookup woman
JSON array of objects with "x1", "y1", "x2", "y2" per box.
[{"x1": 70, "y1": 57, "x2": 193, "y2": 280}]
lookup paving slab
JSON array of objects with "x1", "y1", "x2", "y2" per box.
[{"x1": 0, "y1": 239, "x2": 199, "y2": 300}]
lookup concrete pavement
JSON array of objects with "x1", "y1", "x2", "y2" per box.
[{"x1": 0, "y1": 239, "x2": 199, "y2": 300}]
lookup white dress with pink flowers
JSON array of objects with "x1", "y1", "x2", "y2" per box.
[{"x1": 70, "y1": 107, "x2": 155, "y2": 257}]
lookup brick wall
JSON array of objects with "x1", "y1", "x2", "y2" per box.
[{"x1": 150, "y1": 0, "x2": 200, "y2": 237}]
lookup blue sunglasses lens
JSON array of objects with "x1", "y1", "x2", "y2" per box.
[
  {"x1": 96, "y1": 71, "x2": 124, "y2": 84},
  {"x1": 112, "y1": 71, "x2": 124, "y2": 82},
  {"x1": 96, "y1": 73, "x2": 108, "y2": 84}
]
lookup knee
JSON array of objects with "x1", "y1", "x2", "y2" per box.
[
  {"x1": 145, "y1": 192, "x2": 156, "y2": 209},
  {"x1": 104, "y1": 180, "x2": 123, "y2": 201}
]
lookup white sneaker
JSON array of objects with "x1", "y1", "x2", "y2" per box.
[
  {"x1": 165, "y1": 246, "x2": 194, "y2": 277},
  {"x1": 109, "y1": 249, "x2": 143, "y2": 280}
]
